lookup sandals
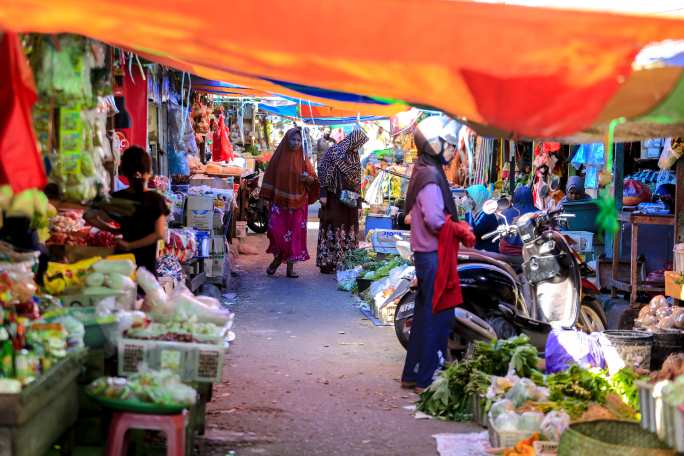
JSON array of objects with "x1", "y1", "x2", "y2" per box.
[
  {"x1": 286, "y1": 262, "x2": 299, "y2": 278},
  {"x1": 266, "y1": 257, "x2": 282, "y2": 276}
]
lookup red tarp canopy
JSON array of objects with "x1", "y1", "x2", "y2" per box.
[{"x1": 3, "y1": 1, "x2": 684, "y2": 137}]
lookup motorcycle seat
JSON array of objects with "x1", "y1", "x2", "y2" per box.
[{"x1": 483, "y1": 251, "x2": 524, "y2": 269}]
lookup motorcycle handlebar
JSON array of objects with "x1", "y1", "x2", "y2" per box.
[{"x1": 482, "y1": 230, "x2": 499, "y2": 240}]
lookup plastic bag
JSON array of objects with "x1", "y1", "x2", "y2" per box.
[
  {"x1": 337, "y1": 266, "x2": 362, "y2": 291},
  {"x1": 493, "y1": 411, "x2": 519, "y2": 432},
  {"x1": 545, "y1": 329, "x2": 606, "y2": 374},
  {"x1": 658, "y1": 138, "x2": 684, "y2": 170},
  {"x1": 518, "y1": 411, "x2": 544, "y2": 433},
  {"x1": 540, "y1": 410, "x2": 570, "y2": 442},
  {"x1": 505, "y1": 378, "x2": 545, "y2": 407},
  {"x1": 489, "y1": 398, "x2": 515, "y2": 420},
  {"x1": 167, "y1": 284, "x2": 232, "y2": 325},
  {"x1": 212, "y1": 114, "x2": 234, "y2": 162}
]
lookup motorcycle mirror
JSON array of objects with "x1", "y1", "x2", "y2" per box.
[{"x1": 482, "y1": 199, "x2": 499, "y2": 215}]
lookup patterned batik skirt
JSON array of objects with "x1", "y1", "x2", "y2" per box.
[
  {"x1": 316, "y1": 193, "x2": 359, "y2": 273},
  {"x1": 266, "y1": 203, "x2": 310, "y2": 262}
]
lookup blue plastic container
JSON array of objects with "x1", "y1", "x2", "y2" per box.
[
  {"x1": 365, "y1": 215, "x2": 393, "y2": 236},
  {"x1": 562, "y1": 200, "x2": 599, "y2": 233}
]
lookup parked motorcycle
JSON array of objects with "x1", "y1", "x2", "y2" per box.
[
  {"x1": 390, "y1": 202, "x2": 606, "y2": 356},
  {"x1": 242, "y1": 171, "x2": 269, "y2": 234}
]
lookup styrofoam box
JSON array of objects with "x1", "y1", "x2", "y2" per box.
[
  {"x1": 118, "y1": 338, "x2": 225, "y2": 383},
  {"x1": 564, "y1": 230, "x2": 593, "y2": 253}
]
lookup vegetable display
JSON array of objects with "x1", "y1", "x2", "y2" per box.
[
  {"x1": 417, "y1": 335, "x2": 542, "y2": 420},
  {"x1": 87, "y1": 369, "x2": 197, "y2": 407}
]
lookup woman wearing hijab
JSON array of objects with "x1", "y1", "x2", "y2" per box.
[
  {"x1": 465, "y1": 184, "x2": 499, "y2": 252},
  {"x1": 499, "y1": 186, "x2": 537, "y2": 256},
  {"x1": 559, "y1": 176, "x2": 591, "y2": 206},
  {"x1": 316, "y1": 129, "x2": 368, "y2": 274},
  {"x1": 260, "y1": 128, "x2": 319, "y2": 278}
]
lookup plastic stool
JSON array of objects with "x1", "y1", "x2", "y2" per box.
[{"x1": 105, "y1": 410, "x2": 187, "y2": 456}]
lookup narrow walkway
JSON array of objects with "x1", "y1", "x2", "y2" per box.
[{"x1": 204, "y1": 231, "x2": 476, "y2": 455}]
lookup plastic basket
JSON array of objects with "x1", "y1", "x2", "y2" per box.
[
  {"x1": 668, "y1": 403, "x2": 684, "y2": 452},
  {"x1": 118, "y1": 338, "x2": 225, "y2": 383},
  {"x1": 674, "y1": 244, "x2": 684, "y2": 273},
  {"x1": 487, "y1": 411, "x2": 535, "y2": 448},
  {"x1": 558, "y1": 420, "x2": 674, "y2": 456}
]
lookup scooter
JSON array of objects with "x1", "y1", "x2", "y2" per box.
[
  {"x1": 242, "y1": 171, "x2": 269, "y2": 234},
  {"x1": 390, "y1": 202, "x2": 606, "y2": 355}
]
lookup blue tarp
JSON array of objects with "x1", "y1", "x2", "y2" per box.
[{"x1": 257, "y1": 103, "x2": 384, "y2": 125}]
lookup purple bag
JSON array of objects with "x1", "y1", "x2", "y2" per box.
[{"x1": 545, "y1": 329, "x2": 606, "y2": 374}]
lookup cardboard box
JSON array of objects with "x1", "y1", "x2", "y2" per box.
[
  {"x1": 186, "y1": 196, "x2": 214, "y2": 230},
  {"x1": 665, "y1": 271, "x2": 684, "y2": 300}
]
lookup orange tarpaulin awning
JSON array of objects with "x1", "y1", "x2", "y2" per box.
[{"x1": 4, "y1": 1, "x2": 684, "y2": 137}]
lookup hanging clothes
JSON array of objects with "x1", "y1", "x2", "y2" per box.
[{"x1": 0, "y1": 32, "x2": 46, "y2": 192}]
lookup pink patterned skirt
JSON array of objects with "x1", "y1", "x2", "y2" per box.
[{"x1": 266, "y1": 203, "x2": 310, "y2": 262}]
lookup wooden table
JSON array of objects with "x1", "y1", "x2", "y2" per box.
[{"x1": 610, "y1": 212, "x2": 675, "y2": 307}]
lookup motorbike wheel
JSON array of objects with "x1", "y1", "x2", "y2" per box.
[
  {"x1": 247, "y1": 207, "x2": 269, "y2": 234},
  {"x1": 577, "y1": 297, "x2": 608, "y2": 333},
  {"x1": 394, "y1": 294, "x2": 413, "y2": 349}
]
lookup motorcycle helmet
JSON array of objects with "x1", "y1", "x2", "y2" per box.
[
  {"x1": 413, "y1": 114, "x2": 461, "y2": 157},
  {"x1": 653, "y1": 183, "x2": 676, "y2": 212}
]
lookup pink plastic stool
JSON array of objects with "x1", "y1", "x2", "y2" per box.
[{"x1": 105, "y1": 410, "x2": 187, "y2": 456}]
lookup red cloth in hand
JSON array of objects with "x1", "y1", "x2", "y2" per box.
[{"x1": 432, "y1": 217, "x2": 475, "y2": 314}]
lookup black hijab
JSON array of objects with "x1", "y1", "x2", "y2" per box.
[{"x1": 405, "y1": 153, "x2": 458, "y2": 220}]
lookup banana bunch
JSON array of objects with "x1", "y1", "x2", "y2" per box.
[{"x1": 1, "y1": 186, "x2": 56, "y2": 241}]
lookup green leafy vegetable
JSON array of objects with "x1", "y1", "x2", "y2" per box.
[{"x1": 417, "y1": 335, "x2": 542, "y2": 421}]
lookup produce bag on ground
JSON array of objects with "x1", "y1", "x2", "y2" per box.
[
  {"x1": 337, "y1": 266, "x2": 362, "y2": 292},
  {"x1": 545, "y1": 329, "x2": 606, "y2": 374}
]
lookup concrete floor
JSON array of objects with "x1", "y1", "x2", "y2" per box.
[{"x1": 202, "y1": 231, "x2": 476, "y2": 455}]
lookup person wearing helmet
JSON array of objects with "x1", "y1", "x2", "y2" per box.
[{"x1": 402, "y1": 115, "x2": 474, "y2": 393}]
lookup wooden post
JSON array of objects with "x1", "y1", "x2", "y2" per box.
[
  {"x1": 630, "y1": 221, "x2": 639, "y2": 307},
  {"x1": 610, "y1": 143, "x2": 625, "y2": 296}
]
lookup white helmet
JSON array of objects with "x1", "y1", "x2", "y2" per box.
[{"x1": 414, "y1": 114, "x2": 461, "y2": 156}]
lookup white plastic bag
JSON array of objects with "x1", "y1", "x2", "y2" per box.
[
  {"x1": 540, "y1": 411, "x2": 570, "y2": 442},
  {"x1": 167, "y1": 284, "x2": 232, "y2": 325}
]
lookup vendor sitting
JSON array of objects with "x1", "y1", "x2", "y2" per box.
[{"x1": 465, "y1": 185, "x2": 499, "y2": 252}]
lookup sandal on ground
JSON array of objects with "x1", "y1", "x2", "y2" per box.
[
  {"x1": 286, "y1": 262, "x2": 299, "y2": 278},
  {"x1": 266, "y1": 258, "x2": 282, "y2": 276},
  {"x1": 400, "y1": 381, "x2": 416, "y2": 389}
]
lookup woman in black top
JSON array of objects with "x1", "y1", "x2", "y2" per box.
[{"x1": 107, "y1": 146, "x2": 169, "y2": 274}]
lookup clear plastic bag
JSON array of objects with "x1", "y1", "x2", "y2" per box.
[{"x1": 540, "y1": 410, "x2": 570, "y2": 442}]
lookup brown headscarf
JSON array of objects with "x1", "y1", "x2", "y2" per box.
[{"x1": 260, "y1": 128, "x2": 319, "y2": 208}]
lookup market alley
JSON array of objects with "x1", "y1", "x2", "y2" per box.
[{"x1": 203, "y1": 229, "x2": 476, "y2": 455}]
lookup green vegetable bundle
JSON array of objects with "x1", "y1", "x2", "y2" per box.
[{"x1": 417, "y1": 335, "x2": 543, "y2": 420}]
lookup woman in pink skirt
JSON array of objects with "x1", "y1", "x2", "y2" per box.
[{"x1": 260, "y1": 128, "x2": 319, "y2": 278}]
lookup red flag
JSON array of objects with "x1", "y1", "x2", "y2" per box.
[{"x1": 0, "y1": 32, "x2": 46, "y2": 192}]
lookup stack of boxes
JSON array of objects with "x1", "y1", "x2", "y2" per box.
[{"x1": 185, "y1": 178, "x2": 232, "y2": 282}]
